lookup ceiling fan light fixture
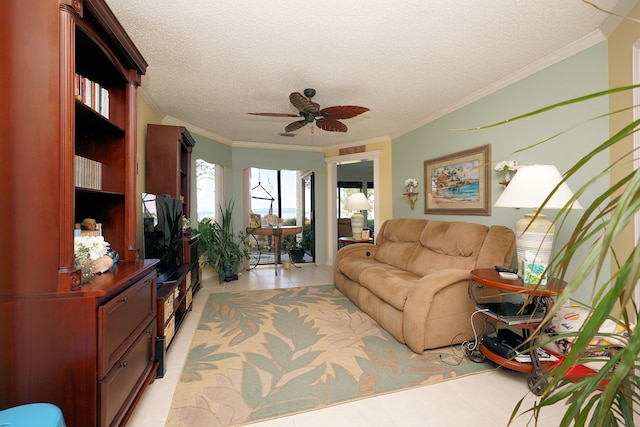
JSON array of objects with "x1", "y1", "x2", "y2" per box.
[{"x1": 247, "y1": 88, "x2": 369, "y2": 137}]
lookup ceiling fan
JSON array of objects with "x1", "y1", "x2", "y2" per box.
[{"x1": 248, "y1": 88, "x2": 369, "y2": 133}]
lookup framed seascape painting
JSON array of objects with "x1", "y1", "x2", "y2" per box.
[{"x1": 424, "y1": 144, "x2": 491, "y2": 215}]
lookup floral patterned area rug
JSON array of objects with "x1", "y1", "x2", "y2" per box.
[{"x1": 166, "y1": 285, "x2": 492, "y2": 426}]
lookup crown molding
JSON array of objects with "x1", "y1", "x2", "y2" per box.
[
  {"x1": 162, "y1": 116, "x2": 233, "y2": 145},
  {"x1": 232, "y1": 140, "x2": 324, "y2": 152},
  {"x1": 138, "y1": 86, "x2": 164, "y2": 118},
  {"x1": 391, "y1": 29, "x2": 608, "y2": 140}
]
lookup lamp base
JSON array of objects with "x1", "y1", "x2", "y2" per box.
[
  {"x1": 515, "y1": 212, "x2": 555, "y2": 275},
  {"x1": 351, "y1": 212, "x2": 364, "y2": 240}
]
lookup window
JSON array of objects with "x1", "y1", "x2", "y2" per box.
[
  {"x1": 250, "y1": 168, "x2": 299, "y2": 223},
  {"x1": 196, "y1": 159, "x2": 221, "y2": 221}
]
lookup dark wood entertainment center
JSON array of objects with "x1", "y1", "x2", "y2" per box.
[
  {"x1": 0, "y1": 1, "x2": 163, "y2": 426},
  {"x1": 146, "y1": 124, "x2": 202, "y2": 358}
]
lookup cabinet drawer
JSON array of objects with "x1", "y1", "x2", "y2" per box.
[
  {"x1": 99, "y1": 272, "x2": 156, "y2": 377},
  {"x1": 99, "y1": 320, "x2": 156, "y2": 427}
]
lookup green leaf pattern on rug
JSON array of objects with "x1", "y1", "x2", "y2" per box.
[
  {"x1": 181, "y1": 343, "x2": 238, "y2": 382},
  {"x1": 242, "y1": 307, "x2": 328, "y2": 420},
  {"x1": 200, "y1": 291, "x2": 270, "y2": 345},
  {"x1": 169, "y1": 285, "x2": 492, "y2": 426}
]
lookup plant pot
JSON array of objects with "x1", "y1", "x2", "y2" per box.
[
  {"x1": 290, "y1": 248, "x2": 305, "y2": 263},
  {"x1": 222, "y1": 263, "x2": 238, "y2": 282}
]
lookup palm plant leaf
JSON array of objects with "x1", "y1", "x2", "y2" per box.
[{"x1": 466, "y1": 80, "x2": 640, "y2": 425}]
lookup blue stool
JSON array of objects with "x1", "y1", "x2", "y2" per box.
[{"x1": 0, "y1": 403, "x2": 66, "y2": 427}]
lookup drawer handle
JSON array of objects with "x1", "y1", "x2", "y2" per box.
[
  {"x1": 146, "y1": 328, "x2": 153, "y2": 335},
  {"x1": 120, "y1": 361, "x2": 128, "y2": 368},
  {"x1": 121, "y1": 296, "x2": 129, "y2": 303}
]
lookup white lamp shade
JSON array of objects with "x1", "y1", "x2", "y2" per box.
[
  {"x1": 346, "y1": 192, "x2": 371, "y2": 240},
  {"x1": 346, "y1": 192, "x2": 372, "y2": 211},
  {"x1": 495, "y1": 164, "x2": 581, "y2": 210},
  {"x1": 495, "y1": 164, "x2": 580, "y2": 280}
]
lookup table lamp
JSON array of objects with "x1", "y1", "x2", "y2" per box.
[
  {"x1": 494, "y1": 164, "x2": 581, "y2": 273},
  {"x1": 346, "y1": 192, "x2": 372, "y2": 239}
]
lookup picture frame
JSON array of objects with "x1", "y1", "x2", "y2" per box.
[
  {"x1": 361, "y1": 229, "x2": 370, "y2": 239},
  {"x1": 424, "y1": 144, "x2": 491, "y2": 215}
]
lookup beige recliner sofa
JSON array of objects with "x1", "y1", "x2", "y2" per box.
[{"x1": 334, "y1": 218, "x2": 515, "y2": 354}]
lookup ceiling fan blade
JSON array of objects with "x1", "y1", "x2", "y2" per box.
[
  {"x1": 285, "y1": 120, "x2": 308, "y2": 133},
  {"x1": 289, "y1": 92, "x2": 319, "y2": 114},
  {"x1": 247, "y1": 112, "x2": 299, "y2": 117},
  {"x1": 319, "y1": 105, "x2": 369, "y2": 120},
  {"x1": 316, "y1": 118, "x2": 348, "y2": 132}
]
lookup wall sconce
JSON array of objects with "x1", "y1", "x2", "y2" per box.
[
  {"x1": 403, "y1": 178, "x2": 419, "y2": 209},
  {"x1": 403, "y1": 191, "x2": 419, "y2": 209}
]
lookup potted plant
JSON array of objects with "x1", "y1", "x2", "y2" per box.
[
  {"x1": 198, "y1": 200, "x2": 252, "y2": 283},
  {"x1": 474, "y1": 83, "x2": 640, "y2": 426},
  {"x1": 283, "y1": 234, "x2": 305, "y2": 263}
]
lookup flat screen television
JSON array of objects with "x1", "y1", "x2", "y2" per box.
[{"x1": 142, "y1": 193, "x2": 183, "y2": 284}]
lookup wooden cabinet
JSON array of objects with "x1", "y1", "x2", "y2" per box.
[
  {"x1": 0, "y1": 1, "x2": 155, "y2": 426},
  {"x1": 146, "y1": 126, "x2": 201, "y2": 365},
  {"x1": 183, "y1": 233, "x2": 202, "y2": 297},
  {"x1": 155, "y1": 236, "x2": 201, "y2": 364},
  {"x1": 156, "y1": 269, "x2": 187, "y2": 350},
  {"x1": 97, "y1": 270, "x2": 157, "y2": 427},
  {"x1": 146, "y1": 124, "x2": 196, "y2": 219}
]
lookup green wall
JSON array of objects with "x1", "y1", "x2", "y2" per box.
[{"x1": 392, "y1": 42, "x2": 610, "y2": 303}]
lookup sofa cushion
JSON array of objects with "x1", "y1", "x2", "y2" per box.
[
  {"x1": 406, "y1": 221, "x2": 488, "y2": 276},
  {"x1": 359, "y1": 265, "x2": 420, "y2": 311},
  {"x1": 337, "y1": 257, "x2": 379, "y2": 283},
  {"x1": 374, "y1": 219, "x2": 426, "y2": 270}
]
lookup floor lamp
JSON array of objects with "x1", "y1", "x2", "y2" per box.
[
  {"x1": 346, "y1": 192, "x2": 372, "y2": 239},
  {"x1": 494, "y1": 164, "x2": 581, "y2": 275}
]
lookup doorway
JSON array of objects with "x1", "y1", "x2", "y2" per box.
[{"x1": 325, "y1": 151, "x2": 382, "y2": 265}]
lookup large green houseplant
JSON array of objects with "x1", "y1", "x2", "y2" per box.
[
  {"x1": 199, "y1": 200, "x2": 252, "y2": 283},
  {"x1": 471, "y1": 82, "x2": 640, "y2": 426}
]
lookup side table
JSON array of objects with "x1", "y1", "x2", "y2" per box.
[
  {"x1": 468, "y1": 268, "x2": 566, "y2": 395},
  {"x1": 247, "y1": 226, "x2": 302, "y2": 275},
  {"x1": 338, "y1": 236, "x2": 373, "y2": 249}
]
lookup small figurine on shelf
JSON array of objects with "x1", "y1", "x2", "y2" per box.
[{"x1": 182, "y1": 215, "x2": 191, "y2": 234}]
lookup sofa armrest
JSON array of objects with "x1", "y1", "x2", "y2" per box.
[
  {"x1": 403, "y1": 268, "x2": 472, "y2": 353},
  {"x1": 334, "y1": 243, "x2": 378, "y2": 276}
]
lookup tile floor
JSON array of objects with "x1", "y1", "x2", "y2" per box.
[{"x1": 127, "y1": 264, "x2": 568, "y2": 427}]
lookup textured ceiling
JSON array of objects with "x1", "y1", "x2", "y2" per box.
[{"x1": 104, "y1": 0, "x2": 634, "y2": 149}]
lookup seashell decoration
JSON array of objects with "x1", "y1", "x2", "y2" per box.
[{"x1": 91, "y1": 255, "x2": 114, "y2": 274}]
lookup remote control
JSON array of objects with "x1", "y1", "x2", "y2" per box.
[
  {"x1": 499, "y1": 272, "x2": 518, "y2": 280},
  {"x1": 494, "y1": 265, "x2": 517, "y2": 274}
]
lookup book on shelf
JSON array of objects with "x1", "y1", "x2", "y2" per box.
[
  {"x1": 477, "y1": 301, "x2": 545, "y2": 325},
  {"x1": 74, "y1": 155, "x2": 102, "y2": 190},
  {"x1": 74, "y1": 73, "x2": 110, "y2": 119}
]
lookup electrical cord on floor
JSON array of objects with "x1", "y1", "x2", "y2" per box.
[
  {"x1": 439, "y1": 332, "x2": 471, "y2": 366},
  {"x1": 462, "y1": 309, "x2": 495, "y2": 363},
  {"x1": 438, "y1": 309, "x2": 497, "y2": 365}
]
